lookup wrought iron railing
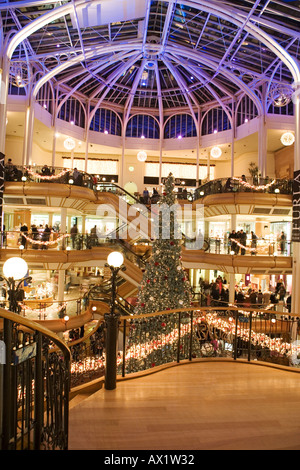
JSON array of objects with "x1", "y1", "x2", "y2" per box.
[
  {"x1": 0, "y1": 230, "x2": 292, "y2": 259},
  {"x1": 194, "y1": 177, "x2": 293, "y2": 200},
  {"x1": 0, "y1": 308, "x2": 71, "y2": 450},
  {"x1": 116, "y1": 307, "x2": 300, "y2": 377},
  {"x1": 5, "y1": 165, "x2": 95, "y2": 190}
]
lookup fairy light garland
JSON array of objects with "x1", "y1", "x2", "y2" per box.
[
  {"x1": 23, "y1": 233, "x2": 69, "y2": 246},
  {"x1": 232, "y1": 177, "x2": 276, "y2": 191},
  {"x1": 25, "y1": 167, "x2": 69, "y2": 181},
  {"x1": 125, "y1": 310, "x2": 297, "y2": 363},
  {"x1": 233, "y1": 239, "x2": 257, "y2": 253}
]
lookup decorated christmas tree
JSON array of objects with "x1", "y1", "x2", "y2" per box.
[
  {"x1": 134, "y1": 173, "x2": 193, "y2": 314},
  {"x1": 122, "y1": 174, "x2": 200, "y2": 374}
]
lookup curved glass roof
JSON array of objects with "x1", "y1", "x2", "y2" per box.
[{"x1": 2, "y1": 0, "x2": 300, "y2": 116}]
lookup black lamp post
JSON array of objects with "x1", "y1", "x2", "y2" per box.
[
  {"x1": 104, "y1": 252, "x2": 126, "y2": 390},
  {"x1": 0, "y1": 257, "x2": 32, "y2": 313}
]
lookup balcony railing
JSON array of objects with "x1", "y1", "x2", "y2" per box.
[
  {"x1": 0, "y1": 231, "x2": 293, "y2": 258},
  {"x1": 194, "y1": 177, "x2": 293, "y2": 200},
  {"x1": 5, "y1": 166, "x2": 293, "y2": 202},
  {"x1": 0, "y1": 308, "x2": 71, "y2": 450},
  {"x1": 5, "y1": 165, "x2": 96, "y2": 190},
  {"x1": 116, "y1": 306, "x2": 300, "y2": 376}
]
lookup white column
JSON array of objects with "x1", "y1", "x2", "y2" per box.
[
  {"x1": 229, "y1": 273, "x2": 236, "y2": 304},
  {"x1": 52, "y1": 125, "x2": 57, "y2": 168},
  {"x1": 25, "y1": 99, "x2": 35, "y2": 166},
  {"x1": 159, "y1": 128, "x2": 163, "y2": 189},
  {"x1": 57, "y1": 270, "x2": 65, "y2": 303},
  {"x1": 231, "y1": 128, "x2": 235, "y2": 177},
  {"x1": 60, "y1": 206, "x2": 67, "y2": 250},
  {"x1": 0, "y1": 57, "x2": 9, "y2": 155},
  {"x1": 258, "y1": 116, "x2": 267, "y2": 178},
  {"x1": 292, "y1": 82, "x2": 300, "y2": 315},
  {"x1": 60, "y1": 206, "x2": 67, "y2": 233},
  {"x1": 120, "y1": 133, "x2": 125, "y2": 188},
  {"x1": 196, "y1": 139, "x2": 200, "y2": 186},
  {"x1": 231, "y1": 214, "x2": 237, "y2": 231},
  {"x1": 207, "y1": 152, "x2": 211, "y2": 181},
  {"x1": 84, "y1": 135, "x2": 89, "y2": 173}
]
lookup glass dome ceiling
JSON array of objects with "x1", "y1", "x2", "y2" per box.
[{"x1": 2, "y1": 0, "x2": 300, "y2": 116}]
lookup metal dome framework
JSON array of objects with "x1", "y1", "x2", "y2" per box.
[{"x1": 1, "y1": 0, "x2": 300, "y2": 115}]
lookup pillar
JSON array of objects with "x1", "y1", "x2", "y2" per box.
[
  {"x1": 231, "y1": 214, "x2": 237, "y2": 232},
  {"x1": 292, "y1": 82, "x2": 300, "y2": 315},
  {"x1": 0, "y1": 57, "x2": 9, "y2": 155},
  {"x1": 52, "y1": 128, "x2": 57, "y2": 168},
  {"x1": 229, "y1": 273, "x2": 236, "y2": 304},
  {"x1": 57, "y1": 269, "x2": 65, "y2": 303},
  {"x1": 207, "y1": 151, "x2": 210, "y2": 181},
  {"x1": 258, "y1": 116, "x2": 267, "y2": 178},
  {"x1": 159, "y1": 129, "x2": 163, "y2": 189},
  {"x1": 60, "y1": 207, "x2": 67, "y2": 250},
  {"x1": 231, "y1": 127, "x2": 235, "y2": 177},
  {"x1": 120, "y1": 132, "x2": 125, "y2": 188}
]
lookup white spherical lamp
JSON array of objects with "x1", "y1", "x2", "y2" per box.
[
  {"x1": 137, "y1": 151, "x2": 147, "y2": 162},
  {"x1": 3, "y1": 257, "x2": 28, "y2": 280},
  {"x1": 64, "y1": 137, "x2": 76, "y2": 151},
  {"x1": 210, "y1": 146, "x2": 222, "y2": 158},
  {"x1": 280, "y1": 132, "x2": 295, "y2": 146},
  {"x1": 107, "y1": 252, "x2": 124, "y2": 268}
]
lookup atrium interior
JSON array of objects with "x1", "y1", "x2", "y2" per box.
[{"x1": 0, "y1": 0, "x2": 300, "y2": 452}]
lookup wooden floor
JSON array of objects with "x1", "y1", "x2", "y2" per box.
[{"x1": 68, "y1": 361, "x2": 300, "y2": 451}]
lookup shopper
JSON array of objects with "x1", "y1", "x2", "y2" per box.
[
  {"x1": 20, "y1": 223, "x2": 28, "y2": 248},
  {"x1": 70, "y1": 224, "x2": 78, "y2": 249}
]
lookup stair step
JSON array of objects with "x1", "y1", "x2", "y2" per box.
[{"x1": 69, "y1": 393, "x2": 92, "y2": 409}]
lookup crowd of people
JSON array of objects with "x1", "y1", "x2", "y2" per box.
[
  {"x1": 19, "y1": 222, "x2": 52, "y2": 249},
  {"x1": 199, "y1": 276, "x2": 291, "y2": 312}
]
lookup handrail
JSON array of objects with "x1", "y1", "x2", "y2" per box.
[
  {"x1": 194, "y1": 177, "x2": 293, "y2": 200},
  {"x1": 0, "y1": 307, "x2": 71, "y2": 354},
  {"x1": 119, "y1": 305, "x2": 299, "y2": 321},
  {"x1": 0, "y1": 306, "x2": 71, "y2": 450}
]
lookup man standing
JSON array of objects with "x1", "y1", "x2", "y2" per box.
[{"x1": 70, "y1": 224, "x2": 78, "y2": 249}]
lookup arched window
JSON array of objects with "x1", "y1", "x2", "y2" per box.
[
  {"x1": 236, "y1": 95, "x2": 259, "y2": 127},
  {"x1": 126, "y1": 114, "x2": 159, "y2": 139},
  {"x1": 89, "y1": 108, "x2": 122, "y2": 136},
  {"x1": 58, "y1": 96, "x2": 86, "y2": 128},
  {"x1": 164, "y1": 114, "x2": 197, "y2": 139},
  {"x1": 36, "y1": 81, "x2": 54, "y2": 115},
  {"x1": 201, "y1": 107, "x2": 231, "y2": 135}
]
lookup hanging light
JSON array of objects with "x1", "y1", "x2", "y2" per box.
[
  {"x1": 137, "y1": 151, "x2": 147, "y2": 162},
  {"x1": 210, "y1": 146, "x2": 222, "y2": 158},
  {"x1": 270, "y1": 84, "x2": 293, "y2": 107},
  {"x1": 280, "y1": 132, "x2": 295, "y2": 146},
  {"x1": 64, "y1": 137, "x2": 76, "y2": 150}
]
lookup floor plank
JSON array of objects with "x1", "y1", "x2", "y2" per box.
[{"x1": 68, "y1": 361, "x2": 300, "y2": 450}]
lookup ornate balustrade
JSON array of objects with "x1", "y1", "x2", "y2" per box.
[
  {"x1": 0, "y1": 308, "x2": 71, "y2": 450},
  {"x1": 195, "y1": 177, "x2": 293, "y2": 200}
]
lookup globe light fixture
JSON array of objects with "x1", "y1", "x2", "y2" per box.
[
  {"x1": 210, "y1": 146, "x2": 222, "y2": 158},
  {"x1": 107, "y1": 251, "x2": 124, "y2": 268},
  {"x1": 280, "y1": 132, "x2": 295, "y2": 146},
  {"x1": 63, "y1": 137, "x2": 76, "y2": 150},
  {"x1": 3, "y1": 257, "x2": 28, "y2": 280},
  {"x1": 137, "y1": 151, "x2": 147, "y2": 162}
]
